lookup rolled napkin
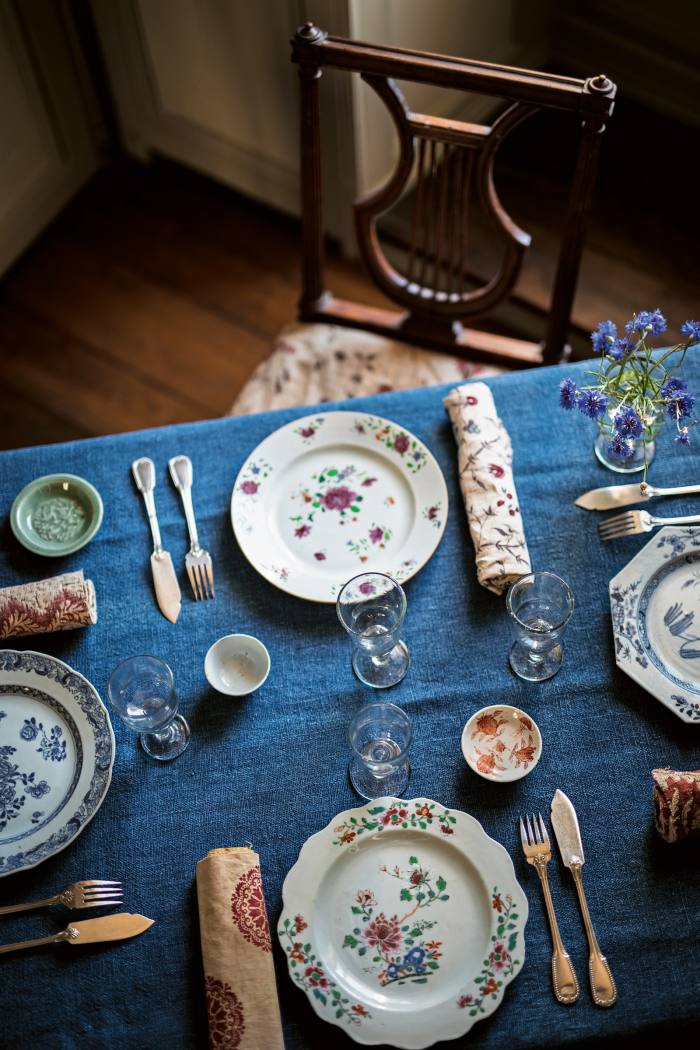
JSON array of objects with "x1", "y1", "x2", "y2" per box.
[
  {"x1": 196, "y1": 847, "x2": 284, "y2": 1050},
  {"x1": 652, "y1": 768, "x2": 700, "y2": 843},
  {"x1": 444, "y1": 382, "x2": 531, "y2": 594},
  {"x1": 0, "y1": 571, "x2": 97, "y2": 640}
]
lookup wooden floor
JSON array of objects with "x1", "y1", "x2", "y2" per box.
[{"x1": 0, "y1": 149, "x2": 697, "y2": 452}]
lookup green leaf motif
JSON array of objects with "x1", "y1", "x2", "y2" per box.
[
  {"x1": 400, "y1": 888, "x2": 412, "y2": 901},
  {"x1": 343, "y1": 935, "x2": 358, "y2": 948},
  {"x1": 409, "y1": 855, "x2": 418, "y2": 864},
  {"x1": 436, "y1": 877, "x2": 447, "y2": 893}
]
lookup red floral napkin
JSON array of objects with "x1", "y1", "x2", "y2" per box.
[
  {"x1": 196, "y1": 848, "x2": 283, "y2": 1050},
  {"x1": 444, "y1": 382, "x2": 531, "y2": 594},
  {"x1": 0, "y1": 571, "x2": 96, "y2": 640},
  {"x1": 653, "y1": 768, "x2": 700, "y2": 842}
]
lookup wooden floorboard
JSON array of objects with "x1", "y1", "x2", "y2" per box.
[{"x1": 0, "y1": 154, "x2": 697, "y2": 453}]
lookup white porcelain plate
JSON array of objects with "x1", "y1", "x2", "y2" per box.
[
  {"x1": 231, "y1": 412, "x2": 448, "y2": 602},
  {"x1": 279, "y1": 797, "x2": 527, "y2": 1048},
  {"x1": 0, "y1": 650, "x2": 115, "y2": 875},
  {"x1": 609, "y1": 526, "x2": 700, "y2": 722}
]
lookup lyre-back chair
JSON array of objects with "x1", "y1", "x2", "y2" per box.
[{"x1": 231, "y1": 24, "x2": 616, "y2": 415}]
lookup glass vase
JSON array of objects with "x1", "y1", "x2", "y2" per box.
[{"x1": 594, "y1": 402, "x2": 664, "y2": 474}]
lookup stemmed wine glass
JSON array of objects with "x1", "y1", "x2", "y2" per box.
[
  {"x1": 107, "y1": 655, "x2": 190, "y2": 761},
  {"x1": 348, "y1": 701, "x2": 412, "y2": 799},
  {"x1": 506, "y1": 572, "x2": 574, "y2": 681},
  {"x1": 336, "y1": 572, "x2": 410, "y2": 688}
]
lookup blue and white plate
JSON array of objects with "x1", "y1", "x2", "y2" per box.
[
  {"x1": 610, "y1": 527, "x2": 700, "y2": 723},
  {"x1": 0, "y1": 650, "x2": 114, "y2": 875}
]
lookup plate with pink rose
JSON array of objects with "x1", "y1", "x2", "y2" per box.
[
  {"x1": 230, "y1": 411, "x2": 448, "y2": 602},
  {"x1": 278, "y1": 797, "x2": 528, "y2": 1048}
]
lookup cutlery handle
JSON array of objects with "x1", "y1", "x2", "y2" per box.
[
  {"x1": 570, "y1": 866, "x2": 617, "y2": 1007},
  {"x1": 534, "y1": 861, "x2": 579, "y2": 1004},
  {"x1": 132, "y1": 458, "x2": 163, "y2": 554},
  {"x1": 0, "y1": 929, "x2": 73, "y2": 954},
  {"x1": 649, "y1": 512, "x2": 700, "y2": 527},
  {"x1": 0, "y1": 895, "x2": 60, "y2": 916},
  {"x1": 647, "y1": 482, "x2": 700, "y2": 499},
  {"x1": 168, "y1": 456, "x2": 200, "y2": 550}
]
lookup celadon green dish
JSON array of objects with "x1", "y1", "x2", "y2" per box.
[{"x1": 10, "y1": 474, "x2": 103, "y2": 556}]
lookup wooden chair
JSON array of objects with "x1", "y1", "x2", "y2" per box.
[{"x1": 231, "y1": 24, "x2": 616, "y2": 415}]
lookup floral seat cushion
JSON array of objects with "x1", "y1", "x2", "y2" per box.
[{"x1": 229, "y1": 323, "x2": 503, "y2": 415}]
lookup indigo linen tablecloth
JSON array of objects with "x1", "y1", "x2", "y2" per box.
[{"x1": 1, "y1": 358, "x2": 699, "y2": 1049}]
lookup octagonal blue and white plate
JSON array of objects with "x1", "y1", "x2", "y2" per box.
[
  {"x1": 0, "y1": 650, "x2": 115, "y2": 875},
  {"x1": 609, "y1": 526, "x2": 700, "y2": 723}
]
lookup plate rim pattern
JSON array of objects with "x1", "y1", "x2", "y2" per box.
[{"x1": 0, "y1": 649, "x2": 115, "y2": 875}]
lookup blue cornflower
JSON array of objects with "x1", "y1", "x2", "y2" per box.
[
  {"x1": 404, "y1": 947, "x2": 426, "y2": 966},
  {"x1": 625, "y1": 309, "x2": 667, "y2": 336},
  {"x1": 590, "y1": 320, "x2": 617, "y2": 353},
  {"x1": 607, "y1": 435, "x2": 634, "y2": 460},
  {"x1": 559, "y1": 378, "x2": 577, "y2": 410},
  {"x1": 577, "y1": 389, "x2": 608, "y2": 419},
  {"x1": 386, "y1": 963, "x2": 401, "y2": 979},
  {"x1": 676, "y1": 393, "x2": 696, "y2": 418},
  {"x1": 614, "y1": 406, "x2": 643, "y2": 439},
  {"x1": 606, "y1": 338, "x2": 629, "y2": 361},
  {"x1": 660, "y1": 376, "x2": 687, "y2": 399},
  {"x1": 681, "y1": 320, "x2": 700, "y2": 344},
  {"x1": 675, "y1": 430, "x2": 691, "y2": 446}
]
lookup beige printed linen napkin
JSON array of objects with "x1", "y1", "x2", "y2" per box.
[
  {"x1": 0, "y1": 571, "x2": 97, "y2": 640},
  {"x1": 444, "y1": 382, "x2": 531, "y2": 594},
  {"x1": 196, "y1": 848, "x2": 284, "y2": 1050}
]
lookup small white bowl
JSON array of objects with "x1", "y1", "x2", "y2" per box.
[
  {"x1": 461, "y1": 704, "x2": 542, "y2": 783},
  {"x1": 204, "y1": 634, "x2": 271, "y2": 696}
]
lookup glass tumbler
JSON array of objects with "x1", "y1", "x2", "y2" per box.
[
  {"x1": 336, "y1": 572, "x2": 410, "y2": 688},
  {"x1": 107, "y1": 655, "x2": 190, "y2": 761},
  {"x1": 506, "y1": 572, "x2": 574, "y2": 681},
  {"x1": 348, "y1": 701, "x2": 412, "y2": 799}
]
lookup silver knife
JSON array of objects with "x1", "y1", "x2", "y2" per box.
[
  {"x1": 132, "y1": 458, "x2": 182, "y2": 623},
  {"x1": 550, "y1": 790, "x2": 617, "y2": 1007},
  {"x1": 576, "y1": 481, "x2": 700, "y2": 511},
  {"x1": 0, "y1": 913, "x2": 154, "y2": 954}
]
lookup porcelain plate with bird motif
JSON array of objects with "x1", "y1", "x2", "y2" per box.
[
  {"x1": 231, "y1": 412, "x2": 448, "y2": 602},
  {"x1": 279, "y1": 797, "x2": 527, "y2": 1048}
]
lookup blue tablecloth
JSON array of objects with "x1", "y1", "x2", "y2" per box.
[{"x1": 1, "y1": 358, "x2": 699, "y2": 1049}]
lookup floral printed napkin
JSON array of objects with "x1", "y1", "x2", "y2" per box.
[
  {"x1": 444, "y1": 382, "x2": 531, "y2": 595},
  {"x1": 652, "y1": 768, "x2": 700, "y2": 842},
  {"x1": 0, "y1": 570, "x2": 97, "y2": 640},
  {"x1": 196, "y1": 847, "x2": 284, "y2": 1050}
]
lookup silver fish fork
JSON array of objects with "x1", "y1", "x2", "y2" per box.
[
  {"x1": 0, "y1": 880, "x2": 123, "y2": 916},
  {"x1": 519, "y1": 814, "x2": 579, "y2": 1004},
  {"x1": 598, "y1": 509, "x2": 700, "y2": 541},
  {"x1": 169, "y1": 455, "x2": 215, "y2": 600}
]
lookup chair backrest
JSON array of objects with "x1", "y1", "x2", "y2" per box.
[{"x1": 291, "y1": 23, "x2": 616, "y2": 368}]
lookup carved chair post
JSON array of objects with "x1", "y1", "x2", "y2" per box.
[
  {"x1": 291, "y1": 26, "x2": 617, "y2": 368},
  {"x1": 296, "y1": 23, "x2": 330, "y2": 316}
]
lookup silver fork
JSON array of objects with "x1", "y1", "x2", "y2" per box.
[
  {"x1": 599, "y1": 509, "x2": 700, "y2": 541},
  {"x1": 0, "y1": 880, "x2": 122, "y2": 916},
  {"x1": 169, "y1": 455, "x2": 215, "y2": 600},
  {"x1": 519, "y1": 814, "x2": 579, "y2": 1004}
]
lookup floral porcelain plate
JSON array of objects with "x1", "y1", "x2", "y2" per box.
[
  {"x1": 461, "y1": 705, "x2": 542, "y2": 782},
  {"x1": 230, "y1": 412, "x2": 448, "y2": 602},
  {"x1": 0, "y1": 650, "x2": 115, "y2": 875},
  {"x1": 609, "y1": 526, "x2": 700, "y2": 723},
  {"x1": 279, "y1": 797, "x2": 527, "y2": 1048}
]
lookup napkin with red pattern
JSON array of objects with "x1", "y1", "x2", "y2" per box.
[
  {"x1": 653, "y1": 768, "x2": 700, "y2": 842},
  {"x1": 0, "y1": 570, "x2": 97, "y2": 640},
  {"x1": 444, "y1": 382, "x2": 531, "y2": 594},
  {"x1": 196, "y1": 847, "x2": 284, "y2": 1050}
]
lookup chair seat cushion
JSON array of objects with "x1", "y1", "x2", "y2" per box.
[{"x1": 229, "y1": 323, "x2": 504, "y2": 415}]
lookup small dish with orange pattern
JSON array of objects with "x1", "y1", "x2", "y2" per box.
[{"x1": 461, "y1": 705, "x2": 542, "y2": 783}]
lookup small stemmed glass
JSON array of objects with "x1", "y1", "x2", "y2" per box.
[
  {"x1": 107, "y1": 656, "x2": 190, "y2": 761},
  {"x1": 336, "y1": 572, "x2": 410, "y2": 688},
  {"x1": 348, "y1": 701, "x2": 412, "y2": 799},
  {"x1": 506, "y1": 572, "x2": 574, "y2": 681}
]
